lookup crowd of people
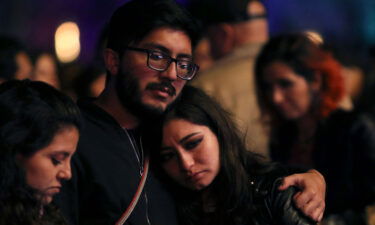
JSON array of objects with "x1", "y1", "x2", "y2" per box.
[{"x1": 0, "y1": 0, "x2": 374, "y2": 225}]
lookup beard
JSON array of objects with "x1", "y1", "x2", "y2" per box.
[{"x1": 115, "y1": 68, "x2": 173, "y2": 121}]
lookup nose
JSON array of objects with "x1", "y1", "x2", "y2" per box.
[
  {"x1": 178, "y1": 152, "x2": 194, "y2": 173},
  {"x1": 57, "y1": 163, "x2": 72, "y2": 181},
  {"x1": 160, "y1": 61, "x2": 178, "y2": 81},
  {"x1": 271, "y1": 87, "x2": 284, "y2": 105}
]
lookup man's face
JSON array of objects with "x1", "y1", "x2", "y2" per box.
[{"x1": 115, "y1": 27, "x2": 192, "y2": 119}]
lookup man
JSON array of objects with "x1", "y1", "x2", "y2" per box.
[
  {"x1": 190, "y1": 0, "x2": 270, "y2": 156},
  {"x1": 56, "y1": 0, "x2": 325, "y2": 224},
  {"x1": 56, "y1": 1, "x2": 199, "y2": 224}
]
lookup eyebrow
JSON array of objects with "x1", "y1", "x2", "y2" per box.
[
  {"x1": 161, "y1": 132, "x2": 200, "y2": 151},
  {"x1": 50, "y1": 151, "x2": 71, "y2": 156},
  {"x1": 142, "y1": 43, "x2": 193, "y2": 59}
]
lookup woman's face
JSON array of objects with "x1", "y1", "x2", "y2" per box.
[
  {"x1": 17, "y1": 126, "x2": 79, "y2": 204},
  {"x1": 161, "y1": 119, "x2": 220, "y2": 191},
  {"x1": 262, "y1": 62, "x2": 318, "y2": 120}
]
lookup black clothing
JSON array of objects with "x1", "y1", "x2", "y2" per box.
[
  {"x1": 250, "y1": 166, "x2": 315, "y2": 225},
  {"x1": 172, "y1": 161, "x2": 314, "y2": 225},
  {"x1": 271, "y1": 110, "x2": 375, "y2": 224},
  {"x1": 55, "y1": 99, "x2": 178, "y2": 225}
]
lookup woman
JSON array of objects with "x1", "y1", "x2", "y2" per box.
[
  {"x1": 145, "y1": 85, "x2": 316, "y2": 225},
  {"x1": 0, "y1": 79, "x2": 82, "y2": 224},
  {"x1": 254, "y1": 33, "x2": 375, "y2": 224}
]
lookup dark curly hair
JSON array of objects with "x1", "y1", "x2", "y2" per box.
[
  {"x1": 0, "y1": 80, "x2": 82, "y2": 224},
  {"x1": 107, "y1": 0, "x2": 201, "y2": 55}
]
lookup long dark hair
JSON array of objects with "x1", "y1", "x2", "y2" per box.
[
  {"x1": 255, "y1": 33, "x2": 345, "y2": 125},
  {"x1": 0, "y1": 79, "x2": 82, "y2": 224},
  {"x1": 146, "y1": 85, "x2": 268, "y2": 225}
]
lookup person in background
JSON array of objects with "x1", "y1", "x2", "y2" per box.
[
  {"x1": 145, "y1": 85, "x2": 322, "y2": 225},
  {"x1": 255, "y1": 33, "x2": 375, "y2": 225},
  {"x1": 189, "y1": 0, "x2": 270, "y2": 156},
  {"x1": 192, "y1": 36, "x2": 214, "y2": 73},
  {"x1": 31, "y1": 51, "x2": 61, "y2": 89},
  {"x1": 55, "y1": 0, "x2": 326, "y2": 224},
  {"x1": 0, "y1": 79, "x2": 82, "y2": 224},
  {"x1": 0, "y1": 36, "x2": 33, "y2": 83}
]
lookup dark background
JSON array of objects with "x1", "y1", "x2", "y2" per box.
[{"x1": 1, "y1": 0, "x2": 374, "y2": 64}]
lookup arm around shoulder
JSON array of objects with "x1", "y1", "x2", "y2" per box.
[{"x1": 266, "y1": 177, "x2": 318, "y2": 225}]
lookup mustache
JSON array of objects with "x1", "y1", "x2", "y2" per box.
[{"x1": 146, "y1": 82, "x2": 176, "y2": 96}]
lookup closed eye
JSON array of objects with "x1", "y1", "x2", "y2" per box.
[
  {"x1": 183, "y1": 137, "x2": 203, "y2": 150},
  {"x1": 278, "y1": 79, "x2": 293, "y2": 88},
  {"x1": 50, "y1": 152, "x2": 69, "y2": 166},
  {"x1": 159, "y1": 150, "x2": 176, "y2": 163}
]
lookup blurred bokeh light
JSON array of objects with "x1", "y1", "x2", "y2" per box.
[{"x1": 55, "y1": 22, "x2": 81, "y2": 63}]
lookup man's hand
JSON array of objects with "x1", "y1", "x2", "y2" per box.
[{"x1": 279, "y1": 169, "x2": 326, "y2": 222}]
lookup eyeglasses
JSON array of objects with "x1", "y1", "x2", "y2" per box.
[{"x1": 125, "y1": 47, "x2": 199, "y2": 81}]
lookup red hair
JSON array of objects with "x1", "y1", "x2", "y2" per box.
[{"x1": 307, "y1": 50, "x2": 345, "y2": 118}]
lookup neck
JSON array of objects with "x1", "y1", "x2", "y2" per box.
[
  {"x1": 200, "y1": 186, "x2": 216, "y2": 213},
  {"x1": 95, "y1": 88, "x2": 140, "y2": 129},
  {"x1": 295, "y1": 113, "x2": 317, "y2": 141}
]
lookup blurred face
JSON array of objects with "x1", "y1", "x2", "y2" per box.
[
  {"x1": 161, "y1": 119, "x2": 220, "y2": 191},
  {"x1": 15, "y1": 52, "x2": 33, "y2": 80},
  {"x1": 115, "y1": 27, "x2": 192, "y2": 118},
  {"x1": 18, "y1": 126, "x2": 79, "y2": 204},
  {"x1": 33, "y1": 54, "x2": 60, "y2": 89},
  {"x1": 193, "y1": 38, "x2": 214, "y2": 72},
  {"x1": 262, "y1": 62, "x2": 316, "y2": 120}
]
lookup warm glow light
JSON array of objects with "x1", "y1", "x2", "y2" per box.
[
  {"x1": 304, "y1": 30, "x2": 324, "y2": 46},
  {"x1": 55, "y1": 22, "x2": 81, "y2": 63}
]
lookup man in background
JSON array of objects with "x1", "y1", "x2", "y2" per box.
[{"x1": 190, "y1": 0, "x2": 269, "y2": 156}]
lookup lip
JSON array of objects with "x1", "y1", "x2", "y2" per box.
[
  {"x1": 146, "y1": 83, "x2": 176, "y2": 97},
  {"x1": 186, "y1": 170, "x2": 206, "y2": 182},
  {"x1": 150, "y1": 89, "x2": 170, "y2": 100},
  {"x1": 46, "y1": 186, "x2": 61, "y2": 195}
]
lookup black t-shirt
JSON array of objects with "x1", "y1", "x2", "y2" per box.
[{"x1": 55, "y1": 98, "x2": 178, "y2": 225}]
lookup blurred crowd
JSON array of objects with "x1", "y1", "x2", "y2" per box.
[{"x1": 0, "y1": 0, "x2": 375, "y2": 225}]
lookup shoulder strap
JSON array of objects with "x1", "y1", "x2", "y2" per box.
[{"x1": 115, "y1": 156, "x2": 150, "y2": 225}]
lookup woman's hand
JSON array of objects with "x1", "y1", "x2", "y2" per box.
[{"x1": 279, "y1": 169, "x2": 326, "y2": 222}]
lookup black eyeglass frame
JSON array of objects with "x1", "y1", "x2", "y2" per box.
[{"x1": 124, "y1": 46, "x2": 199, "y2": 81}]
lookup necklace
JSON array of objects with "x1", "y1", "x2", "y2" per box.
[{"x1": 123, "y1": 128, "x2": 144, "y2": 175}]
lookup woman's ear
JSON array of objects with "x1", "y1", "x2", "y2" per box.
[
  {"x1": 311, "y1": 72, "x2": 322, "y2": 91},
  {"x1": 104, "y1": 48, "x2": 119, "y2": 76}
]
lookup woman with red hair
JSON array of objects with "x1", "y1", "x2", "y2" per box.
[{"x1": 255, "y1": 33, "x2": 375, "y2": 225}]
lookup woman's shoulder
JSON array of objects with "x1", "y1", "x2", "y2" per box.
[
  {"x1": 324, "y1": 109, "x2": 375, "y2": 131},
  {"x1": 320, "y1": 110, "x2": 375, "y2": 148}
]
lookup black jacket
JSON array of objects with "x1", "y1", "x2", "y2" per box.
[
  {"x1": 271, "y1": 110, "x2": 375, "y2": 224},
  {"x1": 55, "y1": 99, "x2": 178, "y2": 225},
  {"x1": 249, "y1": 166, "x2": 315, "y2": 225}
]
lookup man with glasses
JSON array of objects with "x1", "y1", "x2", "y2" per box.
[
  {"x1": 56, "y1": 0, "x2": 325, "y2": 224},
  {"x1": 56, "y1": 1, "x2": 200, "y2": 224}
]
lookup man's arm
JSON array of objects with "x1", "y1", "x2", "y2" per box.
[{"x1": 279, "y1": 169, "x2": 326, "y2": 222}]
